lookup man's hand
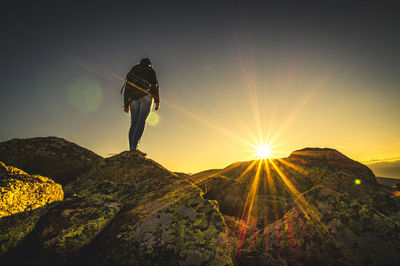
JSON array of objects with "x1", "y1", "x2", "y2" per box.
[
  {"x1": 155, "y1": 102, "x2": 160, "y2": 111},
  {"x1": 124, "y1": 106, "x2": 129, "y2": 113}
]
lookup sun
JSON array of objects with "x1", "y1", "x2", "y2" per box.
[{"x1": 255, "y1": 144, "x2": 273, "y2": 159}]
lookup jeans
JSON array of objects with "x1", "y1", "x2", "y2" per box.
[{"x1": 129, "y1": 95, "x2": 153, "y2": 150}]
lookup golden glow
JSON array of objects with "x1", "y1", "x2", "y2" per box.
[
  {"x1": 249, "y1": 139, "x2": 277, "y2": 160},
  {"x1": 255, "y1": 144, "x2": 273, "y2": 159},
  {"x1": 61, "y1": 51, "x2": 400, "y2": 261},
  {"x1": 69, "y1": 53, "x2": 400, "y2": 174}
]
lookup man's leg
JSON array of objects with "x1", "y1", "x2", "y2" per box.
[
  {"x1": 132, "y1": 95, "x2": 153, "y2": 149},
  {"x1": 129, "y1": 99, "x2": 140, "y2": 151}
]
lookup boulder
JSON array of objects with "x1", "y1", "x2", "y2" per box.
[
  {"x1": 0, "y1": 161, "x2": 63, "y2": 218},
  {"x1": 289, "y1": 148, "x2": 377, "y2": 185},
  {"x1": 261, "y1": 186, "x2": 400, "y2": 265},
  {"x1": 0, "y1": 137, "x2": 102, "y2": 185},
  {"x1": 4, "y1": 151, "x2": 233, "y2": 265},
  {"x1": 192, "y1": 148, "x2": 399, "y2": 264},
  {"x1": 2, "y1": 140, "x2": 398, "y2": 265},
  {"x1": 0, "y1": 161, "x2": 63, "y2": 255}
]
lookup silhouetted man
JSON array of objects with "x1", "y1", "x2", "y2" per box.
[{"x1": 123, "y1": 58, "x2": 160, "y2": 151}]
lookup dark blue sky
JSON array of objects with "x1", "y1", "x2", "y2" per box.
[{"x1": 1, "y1": 1, "x2": 399, "y2": 171}]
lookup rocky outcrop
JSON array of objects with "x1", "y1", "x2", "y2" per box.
[
  {"x1": 0, "y1": 207, "x2": 49, "y2": 256},
  {"x1": 0, "y1": 161, "x2": 63, "y2": 255},
  {"x1": 289, "y1": 148, "x2": 377, "y2": 185},
  {"x1": 3, "y1": 151, "x2": 233, "y2": 265},
  {"x1": 192, "y1": 159, "x2": 303, "y2": 228},
  {"x1": 260, "y1": 186, "x2": 400, "y2": 265},
  {"x1": 0, "y1": 137, "x2": 102, "y2": 185},
  {"x1": 192, "y1": 148, "x2": 400, "y2": 265},
  {"x1": 30, "y1": 197, "x2": 121, "y2": 256},
  {"x1": 1, "y1": 140, "x2": 399, "y2": 265}
]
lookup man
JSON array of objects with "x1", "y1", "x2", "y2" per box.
[{"x1": 123, "y1": 58, "x2": 160, "y2": 151}]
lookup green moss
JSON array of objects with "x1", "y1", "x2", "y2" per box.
[
  {"x1": 39, "y1": 197, "x2": 121, "y2": 255},
  {"x1": 0, "y1": 207, "x2": 47, "y2": 255},
  {"x1": 0, "y1": 161, "x2": 64, "y2": 219},
  {"x1": 88, "y1": 185, "x2": 233, "y2": 265}
]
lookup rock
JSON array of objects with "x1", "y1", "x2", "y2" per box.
[
  {"x1": 31, "y1": 197, "x2": 121, "y2": 255},
  {"x1": 261, "y1": 186, "x2": 400, "y2": 265},
  {"x1": 289, "y1": 148, "x2": 377, "y2": 185},
  {"x1": 4, "y1": 151, "x2": 233, "y2": 265},
  {"x1": 0, "y1": 161, "x2": 64, "y2": 218},
  {"x1": 0, "y1": 206, "x2": 52, "y2": 256},
  {"x1": 193, "y1": 149, "x2": 380, "y2": 224},
  {"x1": 0, "y1": 137, "x2": 102, "y2": 185},
  {"x1": 2, "y1": 139, "x2": 399, "y2": 265},
  {"x1": 0, "y1": 207, "x2": 48, "y2": 256},
  {"x1": 192, "y1": 148, "x2": 399, "y2": 264},
  {"x1": 84, "y1": 187, "x2": 232, "y2": 265},
  {"x1": 192, "y1": 160, "x2": 302, "y2": 228},
  {"x1": 0, "y1": 161, "x2": 63, "y2": 255},
  {"x1": 72, "y1": 151, "x2": 233, "y2": 265}
]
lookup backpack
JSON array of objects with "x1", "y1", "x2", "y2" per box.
[{"x1": 120, "y1": 65, "x2": 152, "y2": 95}]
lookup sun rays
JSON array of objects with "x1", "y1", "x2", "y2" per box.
[
  {"x1": 250, "y1": 140, "x2": 276, "y2": 160},
  {"x1": 71, "y1": 47, "x2": 334, "y2": 259}
]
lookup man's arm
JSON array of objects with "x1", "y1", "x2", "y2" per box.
[
  {"x1": 123, "y1": 85, "x2": 130, "y2": 109},
  {"x1": 123, "y1": 81, "x2": 134, "y2": 113}
]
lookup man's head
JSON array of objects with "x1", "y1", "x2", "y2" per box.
[{"x1": 140, "y1": 58, "x2": 152, "y2": 67}]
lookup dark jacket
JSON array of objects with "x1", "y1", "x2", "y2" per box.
[{"x1": 123, "y1": 63, "x2": 160, "y2": 108}]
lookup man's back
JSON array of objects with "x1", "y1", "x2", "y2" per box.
[
  {"x1": 124, "y1": 63, "x2": 159, "y2": 105},
  {"x1": 128, "y1": 64, "x2": 157, "y2": 87}
]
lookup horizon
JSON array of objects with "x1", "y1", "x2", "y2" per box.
[
  {"x1": 1, "y1": 1, "x2": 399, "y2": 173},
  {"x1": 3, "y1": 135, "x2": 400, "y2": 176}
]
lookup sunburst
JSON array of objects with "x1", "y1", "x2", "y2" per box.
[{"x1": 255, "y1": 144, "x2": 273, "y2": 159}]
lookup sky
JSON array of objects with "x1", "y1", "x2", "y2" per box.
[{"x1": 1, "y1": 0, "x2": 399, "y2": 173}]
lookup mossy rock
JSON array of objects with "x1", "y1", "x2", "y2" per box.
[
  {"x1": 82, "y1": 186, "x2": 233, "y2": 265},
  {"x1": 0, "y1": 206, "x2": 49, "y2": 256},
  {"x1": 0, "y1": 161, "x2": 63, "y2": 255},
  {"x1": 31, "y1": 197, "x2": 121, "y2": 256},
  {"x1": 0, "y1": 137, "x2": 102, "y2": 185},
  {"x1": 69, "y1": 151, "x2": 234, "y2": 265},
  {"x1": 3, "y1": 140, "x2": 397, "y2": 265},
  {"x1": 258, "y1": 186, "x2": 400, "y2": 265},
  {"x1": 2, "y1": 151, "x2": 234, "y2": 265},
  {"x1": 192, "y1": 149, "x2": 399, "y2": 265},
  {"x1": 288, "y1": 148, "x2": 377, "y2": 185},
  {"x1": 0, "y1": 161, "x2": 63, "y2": 218}
]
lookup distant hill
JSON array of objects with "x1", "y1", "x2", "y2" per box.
[
  {"x1": 367, "y1": 160, "x2": 400, "y2": 179},
  {"x1": 376, "y1": 176, "x2": 400, "y2": 187}
]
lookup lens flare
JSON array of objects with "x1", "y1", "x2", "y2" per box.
[
  {"x1": 67, "y1": 77, "x2": 103, "y2": 113},
  {"x1": 354, "y1": 179, "x2": 362, "y2": 185},
  {"x1": 148, "y1": 112, "x2": 159, "y2": 126}
]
